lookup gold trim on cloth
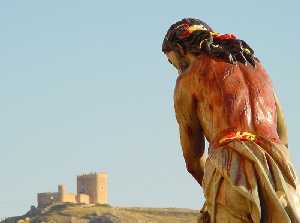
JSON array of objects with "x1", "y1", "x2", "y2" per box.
[{"x1": 218, "y1": 131, "x2": 257, "y2": 145}]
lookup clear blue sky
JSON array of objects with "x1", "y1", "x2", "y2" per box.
[{"x1": 0, "y1": 0, "x2": 299, "y2": 218}]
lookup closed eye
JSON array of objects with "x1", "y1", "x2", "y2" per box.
[{"x1": 168, "y1": 59, "x2": 173, "y2": 64}]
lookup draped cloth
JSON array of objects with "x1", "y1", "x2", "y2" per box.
[{"x1": 199, "y1": 136, "x2": 300, "y2": 223}]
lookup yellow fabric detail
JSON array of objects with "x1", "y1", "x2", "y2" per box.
[
  {"x1": 243, "y1": 48, "x2": 251, "y2": 54},
  {"x1": 218, "y1": 131, "x2": 257, "y2": 145},
  {"x1": 210, "y1": 32, "x2": 220, "y2": 36},
  {"x1": 187, "y1": 24, "x2": 208, "y2": 33}
]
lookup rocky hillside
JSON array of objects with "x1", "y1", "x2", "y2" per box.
[{"x1": 2, "y1": 203, "x2": 199, "y2": 223}]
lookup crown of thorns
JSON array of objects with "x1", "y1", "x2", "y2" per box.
[
  {"x1": 172, "y1": 21, "x2": 237, "y2": 41},
  {"x1": 163, "y1": 18, "x2": 258, "y2": 66}
]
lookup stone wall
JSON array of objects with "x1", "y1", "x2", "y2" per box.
[
  {"x1": 37, "y1": 192, "x2": 59, "y2": 207},
  {"x1": 76, "y1": 193, "x2": 90, "y2": 204},
  {"x1": 61, "y1": 193, "x2": 77, "y2": 203},
  {"x1": 57, "y1": 185, "x2": 77, "y2": 203}
]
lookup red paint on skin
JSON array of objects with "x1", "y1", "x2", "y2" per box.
[
  {"x1": 186, "y1": 162, "x2": 194, "y2": 174},
  {"x1": 192, "y1": 93, "x2": 199, "y2": 110},
  {"x1": 187, "y1": 126, "x2": 193, "y2": 138},
  {"x1": 177, "y1": 54, "x2": 280, "y2": 147},
  {"x1": 224, "y1": 93, "x2": 235, "y2": 114}
]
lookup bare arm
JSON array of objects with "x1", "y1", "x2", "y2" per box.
[
  {"x1": 274, "y1": 91, "x2": 288, "y2": 147},
  {"x1": 174, "y1": 82, "x2": 206, "y2": 186}
]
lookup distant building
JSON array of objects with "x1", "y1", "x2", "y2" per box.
[
  {"x1": 37, "y1": 172, "x2": 108, "y2": 207},
  {"x1": 77, "y1": 172, "x2": 108, "y2": 204}
]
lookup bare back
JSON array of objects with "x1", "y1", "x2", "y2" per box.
[{"x1": 175, "y1": 55, "x2": 280, "y2": 144}]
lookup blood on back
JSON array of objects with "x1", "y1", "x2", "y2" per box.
[{"x1": 191, "y1": 57, "x2": 279, "y2": 142}]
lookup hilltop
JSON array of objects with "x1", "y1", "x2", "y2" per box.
[{"x1": 2, "y1": 203, "x2": 199, "y2": 223}]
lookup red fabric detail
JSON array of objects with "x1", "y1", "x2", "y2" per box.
[
  {"x1": 240, "y1": 135, "x2": 248, "y2": 141},
  {"x1": 255, "y1": 138, "x2": 263, "y2": 146},
  {"x1": 213, "y1": 33, "x2": 237, "y2": 41},
  {"x1": 177, "y1": 23, "x2": 191, "y2": 39},
  {"x1": 224, "y1": 132, "x2": 237, "y2": 139},
  {"x1": 178, "y1": 30, "x2": 191, "y2": 39}
]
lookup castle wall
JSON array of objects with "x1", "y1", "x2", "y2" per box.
[
  {"x1": 61, "y1": 193, "x2": 77, "y2": 203},
  {"x1": 56, "y1": 184, "x2": 76, "y2": 204},
  {"x1": 76, "y1": 193, "x2": 90, "y2": 204},
  {"x1": 37, "y1": 192, "x2": 59, "y2": 207}
]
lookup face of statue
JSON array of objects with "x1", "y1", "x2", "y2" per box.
[
  {"x1": 166, "y1": 51, "x2": 180, "y2": 70},
  {"x1": 166, "y1": 50, "x2": 196, "y2": 75}
]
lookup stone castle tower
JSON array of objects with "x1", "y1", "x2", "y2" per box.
[
  {"x1": 58, "y1": 184, "x2": 65, "y2": 201},
  {"x1": 77, "y1": 172, "x2": 108, "y2": 204}
]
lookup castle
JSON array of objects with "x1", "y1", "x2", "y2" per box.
[{"x1": 37, "y1": 172, "x2": 108, "y2": 207}]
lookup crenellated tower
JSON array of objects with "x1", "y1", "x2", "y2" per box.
[{"x1": 77, "y1": 172, "x2": 108, "y2": 204}]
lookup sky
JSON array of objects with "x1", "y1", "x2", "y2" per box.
[{"x1": 0, "y1": 0, "x2": 300, "y2": 218}]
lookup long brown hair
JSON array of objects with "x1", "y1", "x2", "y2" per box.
[{"x1": 162, "y1": 18, "x2": 258, "y2": 67}]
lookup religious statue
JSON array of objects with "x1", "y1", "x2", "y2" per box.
[{"x1": 162, "y1": 18, "x2": 300, "y2": 222}]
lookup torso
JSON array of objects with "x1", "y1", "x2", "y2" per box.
[{"x1": 174, "y1": 55, "x2": 280, "y2": 144}]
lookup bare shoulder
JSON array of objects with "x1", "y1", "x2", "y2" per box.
[
  {"x1": 174, "y1": 59, "x2": 200, "y2": 103},
  {"x1": 174, "y1": 73, "x2": 192, "y2": 108},
  {"x1": 174, "y1": 72, "x2": 197, "y2": 124}
]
